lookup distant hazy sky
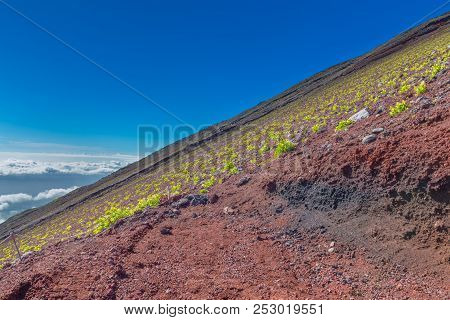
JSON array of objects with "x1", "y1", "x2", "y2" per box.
[{"x1": 0, "y1": 0, "x2": 448, "y2": 155}]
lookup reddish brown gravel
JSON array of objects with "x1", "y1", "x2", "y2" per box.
[{"x1": 0, "y1": 72, "x2": 448, "y2": 300}]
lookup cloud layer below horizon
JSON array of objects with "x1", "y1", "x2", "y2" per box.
[
  {"x1": 0, "y1": 152, "x2": 136, "y2": 225},
  {"x1": 0, "y1": 158, "x2": 131, "y2": 176},
  {"x1": 0, "y1": 186, "x2": 78, "y2": 223}
]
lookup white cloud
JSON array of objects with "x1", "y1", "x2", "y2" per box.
[
  {"x1": 0, "y1": 187, "x2": 78, "y2": 218},
  {"x1": 0, "y1": 193, "x2": 33, "y2": 204},
  {"x1": 0, "y1": 218, "x2": 4, "y2": 224},
  {"x1": 0, "y1": 193, "x2": 33, "y2": 214},
  {"x1": 0, "y1": 158, "x2": 130, "y2": 176},
  {"x1": 34, "y1": 186, "x2": 78, "y2": 201}
]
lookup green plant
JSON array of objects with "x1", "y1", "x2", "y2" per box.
[
  {"x1": 92, "y1": 206, "x2": 133, "y2": 235},
  {"x1": 202, "y1": 175, "x2": 216, "y2": 190},
  {"x1": 93, "y1": 193, "x2": 163, "y2": 235},
  {"x1": 389, "y1": 100, "x2": 409, "y2": 117},
  {"x1": 246, "y1": 144, "x2": 256, "y2": 151},
  {"x1": 311, "y1": 123, "x2": 322, "y2": 133},
  {"x1": 268, "y1": 131, "x2": 282, "y2": 142},
  {"x1": 170, "y1": 183, "x2": 182, "y2": 195},
  {"x1": 398, "y1": 83, "x2": 410, "y2": 94},
  {"x1": 259, "y1": 143, "x2": 270, "y2": 154},
  {"x1": 274, "y1": 139, "x2": 295, "y2": 158},
  {"x1": 135, "y1": 193, "x2": 161, "y2": 211},
  {"x1": 223, "y1": 160, "x2": 238, "y2": 174},
  {"x1": 335, "y1": 119, "x2": 354, "y2": 131},
  {"x1": 414, "y1": 81, "x2": 427, "y2": 95},
  {"x1": 430, "y1": 63, "x2": 444, "y2": 79},
  {"x1": 192, "y1": 175, "x2": 200, "y2": 185}
]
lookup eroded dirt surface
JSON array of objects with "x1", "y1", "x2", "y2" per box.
[{"x1": 0, "y1": 72, "x2": 448, "y2": 300}]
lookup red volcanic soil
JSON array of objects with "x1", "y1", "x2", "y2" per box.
[{"x1": 0, "y1": 72, "x2": 448, "y2": 300}]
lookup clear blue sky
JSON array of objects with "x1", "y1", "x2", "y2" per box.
[{"x1": 0, "y1": 0, "x2": 448, "y2": 155}]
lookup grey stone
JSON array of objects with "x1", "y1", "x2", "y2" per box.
[
  {"x1": 321, "y1": 143, "x2": 332, "y2": 152},
  {"x1": 415, "y1": 96, "x2": 433, "y2": 109},
  {"x1": 362, "y1": 134, "x2": 377, "y2": 144},
  {"x1": 164, "y1": 209, "x2": 180, "y2": 218},
  {"x1": 188, "y1": 194, "x2": 208, "y2": 206},
  {"x1": 372, "y1": 127, "x2": 384, "y2": 134},
  {"x1": 349, "y1": 108, "x2": 370, "y2": 122},
  {"x1": 275, "y1": 204, "x2": 284, "y2": 213},
  {"x1": 172, "y1": 194, "x2": 208, "y2": 208},
  {"x1": 160, "y1": 227, "x2": 172, "y2": 235},
  {"x1": 171, "y1": 197, "x2": 190, "y2": 209},
  {"x1": 237, "y1": 176, "x2": 250, "y2": 187},
  {"x1": 403, "y1": 228, "x2": 416, "y2": 240}
]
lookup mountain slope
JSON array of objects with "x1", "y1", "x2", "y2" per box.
[
  {"x1": 1, "y1": 13, "x2": 448, "y2": 241},
  {"x1": 0, "y1": 13, "x2": 449, "y2": 299},
  {"x1": 0, "y1": 69, "x2": 448, "y2": 298}
]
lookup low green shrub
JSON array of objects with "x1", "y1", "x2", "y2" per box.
[
  {"x1": 430, "y1": 63, "x2": 444, "y2": 79},
  {"x1": 335, "y1": 119, "x2": 354, "y2": 131},
  {"x1": 398, "y1": 83, "x2": 410, "y2": 94},
  {"x1": 170, "y1": 183, "x2": 182, "y2": 196},
  {"x1": 259, "y1": 143, "x2": 270, "y2": 154},
  {"x1": 274, "y1": 139, "x2": 295, "y2": 158},
  {"x1": 202, "y1": 175, "x2": 217, "y2": 190},
  {"x1": 389, "y1": 100, "x2": 409, "y2": 117},
  {"x1": 93, "y1": 194, "x2": 161, "y2": 235},
  {"x1": 92, "y1": 206, "x2": 133, "y2": 235},
  {"x1": 135, "y1": 194, "x2": 161, "y2": 211},
  {"x1": 223, "y1": 160, "x2": 238, "y2": 174},
  {"x1": 414, "y1": 81, "x2": 427, "y2": 95},
  {"x1": 311, "y1": 123, "x2": 322, "y2": 133}
]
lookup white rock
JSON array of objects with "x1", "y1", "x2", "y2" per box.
[
  {"x1": 372, "y1": 127, "x2": 384, "y2": 134},
  {"x1": 349, "y1": 108, "x2": 370, "y2": 122},
  {"x1": 223, "y1": 206, "x2": 236, "y2": 214},
  {"x1": 20, "y1": 251, "x2": 33, "y2": 260}
]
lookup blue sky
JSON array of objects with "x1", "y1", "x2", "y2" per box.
[{"x1": 0, "y1": 0, "x2": 449, "y2": 155}]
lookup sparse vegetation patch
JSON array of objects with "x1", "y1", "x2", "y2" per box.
[
  {"x1": 414, "y1": 81, "x2": 427, "y2": 95},
  {"x1": 389, "y1": 101, "x2": 409, "y2": 117},
  {"x1": 274, "y1": 139, "x2": 296, "y2": 158},
  {"x1": 335, "y1": 119, "x2": 354, "y2": 131}
]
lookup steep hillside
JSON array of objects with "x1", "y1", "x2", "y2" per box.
[
  {"x1": 0, "y1": 13, "x2": 448, "y2": 299},
  {"x1": 1, "y1": 13, "x2": 448, "y2": 242}
]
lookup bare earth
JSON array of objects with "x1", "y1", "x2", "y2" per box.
[{"x1": 0, "y1": 71, "x2": 448, "y2": 300}]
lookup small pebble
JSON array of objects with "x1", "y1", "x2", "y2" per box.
[
  {"x1": 362, "y1": 134, "x2": 377, "y2": 144},
  {"x1": 372, "y1": 127, "x2": 384, "y2": 134},
  {"x1": 237, "y1": 176, "x2": 250, "y2": 187},
  {"x1": 160, "y1": 227, "x2": 172, "y2": 235}
]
